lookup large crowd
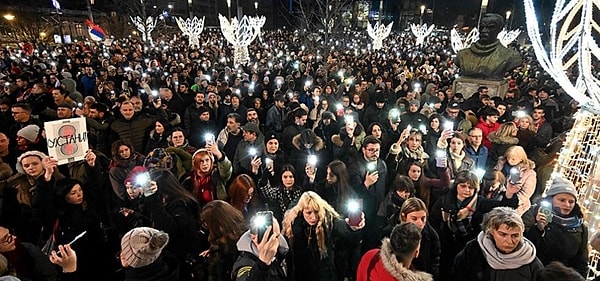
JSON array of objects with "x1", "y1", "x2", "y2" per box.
[{"x1": 0, "y1": 24, "x2": 591, "y2": 281}]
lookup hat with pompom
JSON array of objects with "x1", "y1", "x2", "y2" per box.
[{"x1": 120, "y1": 227, "x2": 169, "y2": 268}]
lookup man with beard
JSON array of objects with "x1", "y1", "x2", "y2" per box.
[
  {"x1": 348, "y1": 136, "x2": 388, "y2": 253},
  {"x1": 217, "y1": 113, "x2": 244, "y2": 162}
]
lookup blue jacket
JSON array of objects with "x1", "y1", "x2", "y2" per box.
[{"x1": 465, "y1": 144, "x2": 488, "y2": 169}]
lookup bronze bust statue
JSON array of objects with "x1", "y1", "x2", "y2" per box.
[{"x1": 455, "y1": 13, "x2": 522, "y2": 81}]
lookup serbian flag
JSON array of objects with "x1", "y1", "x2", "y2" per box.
[{"x1": 85, "y1": 19, "x2": 106, "y2": 41}]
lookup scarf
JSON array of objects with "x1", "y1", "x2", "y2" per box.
[
  {"x1": 401, "y1": 144, "x2": 429, "y2": 162},
  {"x1": 449, "y1": 150, "x2": 465, "y2": 170},
  {"x1": 477, "y1": 231, "x2": 537, "y2": 270},
  {"x1": 192, "y1": 173, "x2": 213, "y2": 203},
  {"x1": 551, "y1": 208, "x2": 583, "y2": 229}
]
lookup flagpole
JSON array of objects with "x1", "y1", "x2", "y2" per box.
[{"x1": 86, "y1": 0, "x2": 94, "y2": 22}]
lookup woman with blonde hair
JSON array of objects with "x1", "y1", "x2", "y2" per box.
[
  {"x1": 282, "y1": 191, "x2": 364, "y2": 281},
  {"x1": 494, "y1": 145, "x2": 537, "y2": 214},
  {"x1": 516, "y1": 115, "x2": 537, "y2": 148},
  {"x1": 488, "y1": 122, "x2": 519, "y2": 165}
]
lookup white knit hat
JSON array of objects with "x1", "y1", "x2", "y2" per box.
[
  {"x1": 16, "y1": 125, "x2": 40, "y2": 143},
  {"x1": 16, "y1": 151, "x2": 48, "y2": 174},
  {"x1": 120, "y1": 227, "x2": 169, "y2": 268}
]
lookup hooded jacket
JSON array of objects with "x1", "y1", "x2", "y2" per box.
[
  {"x1": 356, "y1": 238, "x2": 433, "y2": 281},
  {"x1": 60, "y1": 78, "x2": 83, "y2": 103},
  {"x1": 488, "y1": 133, "x2": 519, "y2": 165},
  {"x1": 232, "y1": 231, "x2": 289, "y2": 281}
]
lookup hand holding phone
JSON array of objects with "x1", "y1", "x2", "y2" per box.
[
  {"x1": 509, "y1": 167, "x2": 521, "y2": 184},
  {"x1": 252, "y1": 211, "x2": 274, "y2": 243},
  {"x1": 347, "y1": 199, "x2": 363, "y2": 227}
]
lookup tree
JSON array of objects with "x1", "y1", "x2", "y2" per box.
[{"x1": 288, "y1": 0, "x2": 354, "y2": 59}]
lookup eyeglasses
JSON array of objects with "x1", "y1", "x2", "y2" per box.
[{"x1": 0, "y1": 231, "x2": 14, "y2": 244}]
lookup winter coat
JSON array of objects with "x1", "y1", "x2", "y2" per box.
[
  {"x1": 330, "y1": 123, "x2": 366, "y2": 164},
  {"x1": 144, "y1": 130, "x2": 170, "y2": 154},
  {"x1": 488, "y1": 133, "x2": 518, "y2": 165},
  {"x1": 379, "y1": 222, "x2": 441, "y2": 280},
  {"x1": 429, "y1": 190, "x2": 519, "y2": 279},
  {"x1": 141, "y1": 193, "x2": 204, "y2": 264},
  {"x1": 288, "y1": 215, "x2": 360, "y2": 281},
  {"x1": 110, "y1": 110, "x2": 168, "y2": 154},
  {"x1": 465, "y1": 144, "x2": 488, "y2": 170},
  {"x1": 182, "y1": 154, "x2": 232, "y2": 204},
  {"x1": 123, "y1": 255, "x2": 180, "y2": 281},
  {"x1": 475, "y1": 118, "x2": 500, "y2": 149},
  {"x1": 451, "y1": 233, "x2": 543, "y2": 281},
  {"x1": 289, "y1": 134, "x2": 329, "y2": 183},
  {"x1": 231, "y1": 231, "x2": 289, "y2": 281},
  {"x1": 356, "y1": 238, "x2": 433, "y2": 281},
  {"x1": 522, "y1": 203, "x2": 589, "y2": 277},
  {"x1": 494, "y1": 160, "x2": 536, "y2": 215}
]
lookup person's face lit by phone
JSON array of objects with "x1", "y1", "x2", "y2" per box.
[
  {"x1": 407, "y1": 164, "x2": 422, "y2": 181},
  {"x1": 552, "y1": 193, "x2": 576, "y2": 216},
  {"x1": 281, "y1": 171, "x2": 295, "y2": 189}
]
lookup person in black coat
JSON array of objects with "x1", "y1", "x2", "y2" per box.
[
  {"x1": 282, "y1": 191, "x2": 364, "y2": 281},
  {"x1": 429, "y1": 170, "x2": 520, "y2": 279},
  {"x1": 381, "y1": 198, "x2": 441, "y2": 280},
  {"x1": 452, "y1": 207, "x2": 543, "y2": 281},
  {"x1": 522, "y1": 177, "x2": 589, "y2": 278},
  {"x1": 51, "y1": 227, "x2": 179, "y2": 281}
]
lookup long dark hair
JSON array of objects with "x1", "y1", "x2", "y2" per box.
[
  {"x1": 405, "y1": 160, "x2": 430, "y2": 206},
  {"x1": 326, "y1": 160, "x2": 352, "y2": 203},
  {"x1": 150, "y1": 169, "x2": 198, "y2": 205}
]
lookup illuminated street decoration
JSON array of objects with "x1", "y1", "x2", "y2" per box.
[
  {"x1": 524, "y1": 0, "x2": 600, "y2": 277},
  {"x1": 219, "y1": 14, "x2": 265, "y2": 66},
  {"x1": 367, "y1": 21, "x2": 393, "y2": 50},
  {"x1": 497, "y1": 28, "x2": 521, "y2": 47},
  {"x1": 410, "y1": 23, "x2": 434, "y2": 45},
  {"x1": 450, "y1": 28, "x2": 479, "y2": 53},
  {"x1": 175, "y1": 16, "x2": 205, "y2": 48},
  {"x1": 130, "y1": 16, "x2": 157, "y2": 44}
]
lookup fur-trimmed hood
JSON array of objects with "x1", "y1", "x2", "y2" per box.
[
  {"x1": 292, "y1": 133, "x2": 325, "y2": 151},
  {"x1": 488, "y1": 132, "x2": 519, "y2": 145},
  {"x1": 379, "y1": 238, "x2": 433, "y2": 281}
]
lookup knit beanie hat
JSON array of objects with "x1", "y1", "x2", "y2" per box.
[
  {"x1": 264, "y1": 131, "x2": 280, "y2": 144},
  {"x1": 16, "y1": 151, "x2": 48, "y2": 174},
  {"x1": 545, "y1": 177, "x2": 578, "y2": 200},
  {"x1": 124, "y1": 166, "x2": 149, "y2": 186},
  {"x1": 121, "y1": 227, "x2": 169, "y2": 268},
  {"x1": 17, "y1": 125, "x2": 40, "y2": 143}
]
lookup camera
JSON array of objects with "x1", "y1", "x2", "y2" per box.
[
  {"x1": 151, "y1": 90, "x2": 159, "y2": 101},
  {"x1": 539, "y1": 200, "x2": 553, "y2": 222},
  {"x1": 347, "y1": 199, "x2": 363, "y2": 227},
  {"x1": 252, "y1": 211, "x2": 273, "y2": 243}
]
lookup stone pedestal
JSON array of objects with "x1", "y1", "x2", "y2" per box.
[{"x1": 452, "y1": 77, "x2": 508, "y2": 99}]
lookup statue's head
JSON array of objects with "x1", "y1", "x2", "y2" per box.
[{"x1": 479, "y1": 14, "x2": 504, "y2": 44}]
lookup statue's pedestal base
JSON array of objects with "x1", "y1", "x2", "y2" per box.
[{"x1": 452, "y1": 78, "x2": 508, "y2": 99}]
